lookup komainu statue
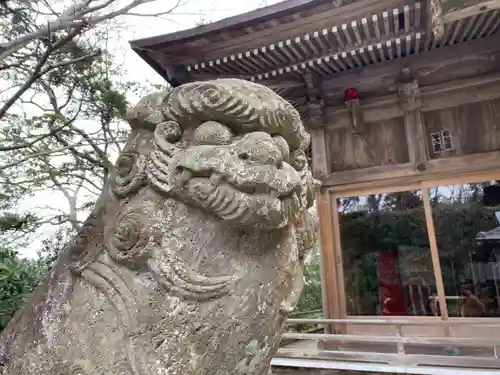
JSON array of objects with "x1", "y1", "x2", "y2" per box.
[{"x1": 0, "y1": 79, "x2": 319, "y2": 375}]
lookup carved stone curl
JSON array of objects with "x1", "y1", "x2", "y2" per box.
[
  {"x1": 105, "y1": 201, "x2": 159, "y2": 266},
  {"x1": 0, "y1": 78, "x2": 319, "y2": 375}
]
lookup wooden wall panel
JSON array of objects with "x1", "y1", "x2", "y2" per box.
[
  {"x1": 424, "y1": 98, "x2": 500, "y2": 159},
  {"x1": 325, "y1": 117, "x2": 409, "y2": 172}
]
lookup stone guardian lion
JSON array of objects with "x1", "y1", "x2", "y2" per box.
[{"x1": 0, "y1": 79, "x2": 319, "y2": 375}]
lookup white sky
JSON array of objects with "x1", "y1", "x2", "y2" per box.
[{"x1": 15, "y1": 0, "x2": 283, "y2": 258}]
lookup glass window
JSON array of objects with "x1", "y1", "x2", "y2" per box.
[
  {"x1": 338, "y1": 190, "x2": 437, "y2": 316},
  {"x1": 430, "y1": 181, "x2": 500, "y2": 317}
]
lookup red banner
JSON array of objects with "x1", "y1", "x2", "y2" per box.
[{"x1": 377, "y1": 251, "x2": 407, "y2": 315}]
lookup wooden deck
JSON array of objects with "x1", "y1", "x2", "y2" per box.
[{"x1": 271, "y1": 318, "x2": 500, "y2": 374}]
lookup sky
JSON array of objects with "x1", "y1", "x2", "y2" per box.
[{"x1": 14, "y1": 0, "x2": 283, "y2": 258}]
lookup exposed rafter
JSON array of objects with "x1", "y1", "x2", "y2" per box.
[
  {"x1": 187, "y1": 2, "x2": 424, "y2": 78},
  {"x1": 130, "y1": 0, "x2": 500, "y2": 102}
]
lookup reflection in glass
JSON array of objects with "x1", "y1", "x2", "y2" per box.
[
  {"x1": 431, "y1": 181, "x2": 500, "y2": 317},
  {"x1": 338, "y1": 190, "x2": 437, "y2": 316}
]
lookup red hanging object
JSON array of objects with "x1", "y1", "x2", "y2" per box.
[{"x1": 344, "y1": 88, "x2": 359, "y2": 101}]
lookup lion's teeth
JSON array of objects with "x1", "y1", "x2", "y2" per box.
[
  {"x1": 176, "y1": 169, "x2": 192, "y2": 187},
  {"x1": 210, "y1": 173, "x2": 223, "y2": 184}
]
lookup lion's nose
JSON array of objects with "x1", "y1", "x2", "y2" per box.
[{"x1": 238, "y1": 132, "x2": 283, "y2": 168}]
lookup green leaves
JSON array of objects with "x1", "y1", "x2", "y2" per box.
[
  {"x1": 295, "y1": 245, "x2": 322, "y2": 315},
  {"x1": 0, "y1": 247, "x2": 50, "y2": 331}
]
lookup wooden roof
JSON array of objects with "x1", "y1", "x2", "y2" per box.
[{"x1": 130, "y1": 0, "x2": 500, "y2": 105}]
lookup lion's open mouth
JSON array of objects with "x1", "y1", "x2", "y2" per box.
[
  {"x1": 184, "y1": 176, "x2": 301, "y2": 229},
  {"x1": 177, "y1": 163, "x2": 300, "y2": 228}
]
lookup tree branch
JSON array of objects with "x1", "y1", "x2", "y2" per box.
[
  {"x1": 0, "y1": 0, "x2": 177, "y2": 60},
  {"x1": 0, "y1": 123, "x2": 70, "y2": 152},
  {"x1": 0, "y1": 142, "x2": 86, "y2": 171},
  {"x1": 0, "y1": 25, "x2": 98, "y2": 120}
]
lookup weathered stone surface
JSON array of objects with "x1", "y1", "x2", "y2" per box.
[{"x1": 0, "y1": 78, "x2": 319, "y2": 375}]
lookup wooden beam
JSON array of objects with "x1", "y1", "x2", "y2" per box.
[
  {"x1": 325, "y1": 95, "x2": 402, "y2": 129},
  {"x1": 321, "y1": 150, "x2": 500, "y2": 191},
  {"x1": 324, "y1": 71, "x2": 500, "y2": 128},
  {"x1": 420, "y1": 73, "x2": 500, "y2": 112},
  {"x1": 441, "y1": 0, "x2": 500, "y2": 23}
]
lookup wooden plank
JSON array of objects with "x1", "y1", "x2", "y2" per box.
[
  {"x1": 441, "y1": 0, "x2": 500, "y2": 23},
  {"x1": 275, "y1": 348, "x2": 500, "y2": 368},
  {"x1": 423, "y1": 98, "x2": 500, "y2": 159},
  {"x1": 326, "y1": 117, "x2": 409, "y2": 171},
  {"x1": 271, "y1": 358, "x2": 499, "y2": 375},
  {"x1": 281, "y1": 332, "x2": 500, "y2": 346},
  {"x1": 320, "y1": 150, "x2": 500, "y2": 189},
  {"x1": 286, "y1": 317, "x2": 500, "y2": 326},
  {"x1": 422, "y1": 188, "x2": 450, "y2": 336}
]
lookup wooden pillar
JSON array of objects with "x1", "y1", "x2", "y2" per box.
[
  {"x1": 422, "y1": 187, "x2": 451, "y2": 336},
  {"x1": 304, "y1": 72, "x2": 339, "y2": 333},
  {"x1": 331, "y1": 196, "x2": 347, "y2": 326},
  {"x1": 398, "y1": 69, "x2": 429, "y2": 167}
]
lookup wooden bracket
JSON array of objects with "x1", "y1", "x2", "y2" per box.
[
  {"x1": 345, "y1": 98, "x2": 366, "y2": 134},
  {"x1": 426, "y1": 0, "x2": 499, "y2": 38},
  {"x1": 398, "y1": 68, "x2": 428, "y2": 164},
  {"x1": 303, "y1": 71, "x2": 325, "y2": 129},
  {"x1": 428, "y1": 0, "x2": 444, "y2": 39},
  {"x1": 398, "y1": 68, "x2": 422, "y2": 111}
]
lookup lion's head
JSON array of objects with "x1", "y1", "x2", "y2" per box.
[{"x1": 126, "y1": 79, "x2": 316, "y2": 230}]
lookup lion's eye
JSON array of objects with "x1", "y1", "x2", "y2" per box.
[
  {"x1": 238, "y1": 152, "x2": 249, "y2": 160},
  {"x1": 194, "y1": 121, "x2": 233, "y2": 145}
]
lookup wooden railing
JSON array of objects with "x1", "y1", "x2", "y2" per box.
[{"x1": 274, "y1": 318, "x2": 500, "y2": 373}]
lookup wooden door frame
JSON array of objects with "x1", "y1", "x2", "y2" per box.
[{"x1": 319, "y1": 170, "x2": 500, "y2": 334}]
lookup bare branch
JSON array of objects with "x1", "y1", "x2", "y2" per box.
[{"x1": 126, "y1": 0, "x2": 184, "y2": 17}]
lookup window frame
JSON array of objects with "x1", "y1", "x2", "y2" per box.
[{"x1": 320, "y1": 171, "x2": 500, "y2": 336}]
